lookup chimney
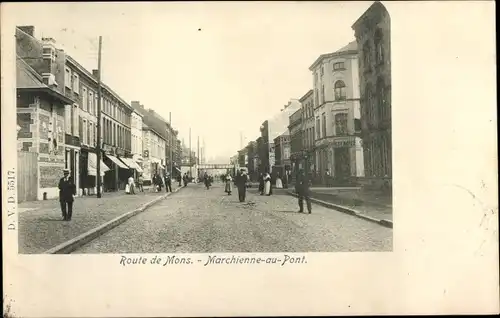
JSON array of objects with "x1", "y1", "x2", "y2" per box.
[
  {"x1": 18, "y1": 26, "x2": 34, "y2": 37},
  {"x1": 92, "y1": 69, "x2": 99, "y2": 78},
  {"x1": 41, "y1": 37, "x2": 58, "y2": 88}
]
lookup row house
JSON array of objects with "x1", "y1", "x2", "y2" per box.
[
  {"x1": 100, "y1": 82, "x2": 136, "y2": 191},
  {"x1": 309, "y1": 40, "x2": 364, "y2": 185},
  {"x1": 273, "y1": 131, "x2": 291, "y2": 179},
  {"x1": 131, "y1": 110, "x2": 144, "y2": 167},
  {"x1": 300, "y1": 90, "x2": 315, "y2": 173},
  {"x1": 288, "y1": 108, "x2": 303, "y2": 180},
  {"x1": 352, "y1": 1, "x2": 392, "y2": 190}
]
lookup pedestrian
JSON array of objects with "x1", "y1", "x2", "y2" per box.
[
  {"x1": 177, "y1": 174, "x2": 182, "y2": 187},
  {"x1": 258, "y1": 173, "x2": 265, "y2": 195},
  {"x1": 164, "y1": 172, "x2": 172, "y2": 192},
  {"x1": 128, "y1": 174, "x2": 136, "y2": 195},
  {"x1": 204, "y1": 172, "x2": 211, "y2": 190},
  {"x1": 58, "y1": 168, "x2": 76, "y2": 221},
  {"x1": 275, "y1": 172, "x2": 283, "y2": 189},
  {"x1": 235, "y1": 169, "x2": 247, "y2": 202},
  {"x1": 137, "y1": 174, "x2": 144, "y2": 192},
  {"x1": 183, "y1": 173, "x2": 188, "y2": 187},
  {"x1": 296, "y1": 169, "x2": 312, "y2": 214},
  {"x1": 225, "y1": 174, "x2": 233, "y2": 195},
  {"x1": 283, "y1": 170, "x2": 289, "y2": 189},
  {"x1": 263, "y1": 172, "x2": 272, "y2": 196}
]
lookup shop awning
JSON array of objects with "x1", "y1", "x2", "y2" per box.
[
  {"x1": 120, "y1": 157, "x2": 144, "y2": 173},
  {"x1": 107, "y1": 154, "x2": 129, "y2": 169},
  {"x1": 88, "y1": 152, "x2": 110, "y2": 176},
  {"x1": 158, "y1": 163, "x2": 165, "y2": 169},
  {"x1": 175, "y1": 167, "x2": 181, "y2": 173}
]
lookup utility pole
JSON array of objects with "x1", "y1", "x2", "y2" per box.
[
  {"x1": 197, "y1": 135, "x2": 200, "y2": 178},
  {"x1": 189, "y1": 127, "x2": 192, "y2": 178},
  {"x1": 96, "y1": 36, "x2": 103, "y2": 198},
  {"x1": 169, "y1": 112, "x2": 173, "y2": 177}
]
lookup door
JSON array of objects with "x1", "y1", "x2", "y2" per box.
[{"x1": 334, "y1": 148, "x2": 350, "y2": 183}]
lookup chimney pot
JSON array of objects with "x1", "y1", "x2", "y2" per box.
[{"x1": 92, "y1": 69, "x2": 99, "y2": 78}]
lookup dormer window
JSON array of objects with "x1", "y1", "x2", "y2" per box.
[{"x1": 333, "y1": 62, "x2": 345, "y2": 71}]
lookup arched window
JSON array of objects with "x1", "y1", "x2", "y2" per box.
[
  {"x1": 334, "y1": 80, "x2": 346, "y2": 101},
  {"x1": 374, "y1": 28, "x2": 384, "y2": 64}
]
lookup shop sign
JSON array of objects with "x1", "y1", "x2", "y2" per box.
[
  {"x1": 332, "y1": 138, "x2": 355, "y2": 148},
  {"x1": 143, "y1": 150, "x2": 149, "y2": 158}
]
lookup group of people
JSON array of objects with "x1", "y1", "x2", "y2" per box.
[{"x1": 223, "y1": 169, "x2": 249, "y2": 202}]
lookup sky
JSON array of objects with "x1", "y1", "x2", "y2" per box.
[{"x1": 8, "y1": 1, "x2": 371, "y2": 161}]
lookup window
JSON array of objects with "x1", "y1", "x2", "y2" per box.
[
  {"x1": 94, "y1": 95, "x2": 98, "y2": 115},
  {"x1": 73, "y1": 74, "x2": 80, "y2": 94},
  {"x1": 320, "y1": 66, "x2": 324, "y2": 77},
  {"x1": 65, "y1": 68, "x2": 71, "y2": 88},
  {"x1": 64, "y1": 105, "x2": 72, "y2": 134},
  {"x1": 81, "y1": 87, "x2": 88, "y2": 112},
  {"x1": 363, "y1": 42, "x2": 371, "y2": 68},
  {"x1": 88, "y1": 91, "x2": 93, "y2": 114},
  {"x1": 73, "y1": 105, "x2": 79, "y2": 137},
  {"x1": 78, "y1": 116, "x2": 83, "y2": 140},
  {"x1": 335, "y1": 113, "x2": 348, "y2": 136},
  {"x1": 334, "y1": 80, "x2": 347, "y2": 101},
  {"x1": 322, "y1": 113, "x2": 327, "y2": 137},
  {"x1": 321, "y1": 84, "x2": 325, "y2": 103},
  {"x1": 89, "y1": 122, "x2": 93, "y2": 146},
  {"x1": 374, "y1": 28, "x2": 384, "y2": 64},
  {"x1": 377, "y1": 77, "x2": 387, "y2": 122},
  {"x1": 316, "y1": 117, "x2": 321, "y2": 139},
  {"x1": 333, "y1": 62, "x2": 345, "y2": 71},
  {"x1": 315, "y1": 90, "x2": 319, "y2": 106}
]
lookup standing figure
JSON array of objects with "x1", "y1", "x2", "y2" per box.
[
  {"x1": 258, "y1": 173, "x2": 265, "y2": 195},
  {"x1": 275, "y1": 172, "x2": 283, "y2": 189},
  {"x1": 283, "y1": 170, "x2": 289, "y2": 189},
  {"x1": 128, "y1": 174, "x2": 136, "y2": 194},
  {"x1": 137, "y1": 174, "x2": 144, "y2": 192},
  {"x1": 235, "y1": 169, "x2": 247, "y2": 202},
  {"x1": 58, "y1": 168, "x2": 76, "y2": 221},
  {"x1": 183, "y1": 173, "x2": 188, "y2": 187},
  {"x1": 164, "y1": 172, "x2": 172, "y2": 192},
  {"x1": 155, "y1": 173, "x2": 163, "y2": 192},
  {"x1": 263, "y1": 172, "x2": 272, "y2": 196},
  {"x1": 296, "y1": 169, "x2": 312, "y2": 214},
  {"x1": 225, "y1": 174, "x2": 233, "y2": 195},
  {"x1": 204, "y1": 172, "x2": 211, "y2": 189},
  {"x1": 177, "y1": 174, "x2": 182, "y2": 187}
]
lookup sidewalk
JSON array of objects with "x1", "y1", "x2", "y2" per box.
[
  {"x1": 18, "y1": 184, "x2": 180, "y2": 254},
  {"x1": 306, "y1": 188, "x2": 392, "y2": 221}
]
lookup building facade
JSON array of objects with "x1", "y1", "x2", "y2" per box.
[
  {"x1": 352, "y1": 1, "x2": 392, "y2": 190},
  {"x1": 16, "y1": 28, "x2": 74, "y2": 201},
  {"x1": 273, "y1": 131, "x2": 291, "y2": 178},
  {"x1": 288, "y1": 108, "x2": 303, "y2": 178},
  {"x1": 309, "y1": 41, "x2": 365, "y2": 185},
  {"x1": 131, "y1": 110, "x2": 144, "y2": 167},
  {"x1": 300, "y1": 90, "x2": 316, "y2": 173},
  {"x1": 258, "y1": 99, "x2": 301, "y2": 174},
  {"x1": 142, "y1": 124, "x2": 166, "y2": 184}
]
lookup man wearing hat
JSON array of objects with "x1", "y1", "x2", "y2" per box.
[{"x1": 58, "y1": 168, "x2": 76, "y2": 221}]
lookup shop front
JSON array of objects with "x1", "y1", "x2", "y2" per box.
[{"x1": 87, "y1": 151, "x2": 110, "y2": 194}]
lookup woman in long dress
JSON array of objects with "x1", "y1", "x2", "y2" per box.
[
  {"x1": 225, "y1": 174, "x2": 233, "y2": 195},
  {"x1": 263, "y1": 172, "x2": 271, "y2": 195},
  {"x1": 275, "y1": 173, "x2": 283, "y2": 189}
]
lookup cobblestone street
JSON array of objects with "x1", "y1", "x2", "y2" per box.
[
  {"x1": 74, "y1": 182, "x2": 393, "y2": 253},
  {"x1": 18, "y1": 185, "x2": 179, "y2": 254}
]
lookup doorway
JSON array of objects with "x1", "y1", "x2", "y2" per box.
[{"x1": 334, "y1": 148, "x2": 351, "y2": 184}]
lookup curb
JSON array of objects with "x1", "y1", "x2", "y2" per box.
[
  {"x1": 44, "y1": 187, "x2": 182, "y2": 254},
  {"x1": 287, "y1": 191, "x2": 393, "y2": 229}
]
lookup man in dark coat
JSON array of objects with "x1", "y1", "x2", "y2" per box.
[
  {"x1": 296, "y1": 169, "x2": 312, "y2": 214},
  {"x1": 58, "y1": 168, "x2": 76, "y2": 221},
  {"x1": 235, "y1": 169, "x2": 248, "y2": 202},
  {"x1": 164, "y1": 172, "x2": 172, "y2": 192},
  {"x1": 258, "y1": 173, "x2": 265, "y2": 195}
]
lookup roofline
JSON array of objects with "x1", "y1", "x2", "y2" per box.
[
  {"x1": 309, "y1": 49, "x2": 358, "y2": 71},
  {"x1": 299, "y1": 89, "x2": 313, "y2": 102},
  {"x1": 351, "y1": 1, "x2": 388, "y2": 30},
  {"x1": 18, "y1": 87, "x2": 74, "y2": 105},
  {"x1": 142, "y1": 126, "x2": 166, "y2": 141}
]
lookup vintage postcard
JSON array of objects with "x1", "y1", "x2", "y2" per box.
[{"x1": 2, "y1": 1, "x2": 498, "y2": 317}]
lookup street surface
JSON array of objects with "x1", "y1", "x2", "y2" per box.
[
  {"x1": 18, "y1": 185, "x2": 178, "y2": 254},
  {"x1": 74, "y1": 182, "x2": 393, "y2": 253}
]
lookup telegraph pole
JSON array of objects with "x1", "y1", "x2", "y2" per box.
[
  {"x1": 96, "y1": 36, "x2": 103, "y2": 198},
  {"x1": 169, "y1": 112, "x2": 173, "y2": 177},
  {"x1": 189, "y1": 128, "x2": 192, "y2": 178}
]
